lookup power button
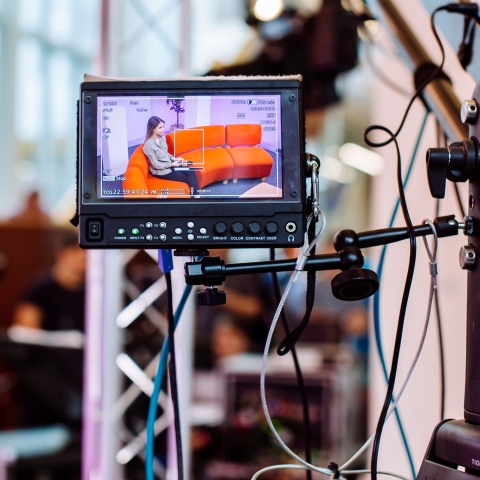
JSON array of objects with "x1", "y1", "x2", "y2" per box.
[{"x1": 87, "y1": 220, "x2": 102, "y2": 241}]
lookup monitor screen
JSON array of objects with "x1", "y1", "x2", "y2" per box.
[{"x1": 97, "y1": 94, "x2": 282, "y2": 200}]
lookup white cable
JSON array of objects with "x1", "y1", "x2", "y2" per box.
[
  {"x1": 252, "y1": 464, "x2": 410, "y2": 480},
  {"x1": 340, "y1": 219, "x2": 439, "y2": 471},
  {"x1": 256, "y1": 218, "x2": 439, "y2": 479},
  {"x1": 251, "y1": 464, "x2": 308, "y2": 480},
  {"x1": 259, "y1": 211, "x2": 331, "y2": 475}
]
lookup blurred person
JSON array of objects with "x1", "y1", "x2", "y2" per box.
[
  {"x1": 4, "y1": 191, "x2": 53, "y2": 228},
  {"x1": 9, "y1": 231, "x2": 86, "y2": 430},
  {"x1": 211, "y1": 316, "x2": 250, "y2": 366},
  {"x1": 0, "y1": 249, "x2": 7, "y2": 281},
  {"x1": 195, "y1": 250, "x2": 274, "y2": 369},
  {"x1": 13, "y1": 231, "x2": 86, "y2": 332}
]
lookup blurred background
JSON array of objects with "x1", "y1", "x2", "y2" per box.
[{"x1": 0, "y1": 0, "x2": 476, "y2": 479}]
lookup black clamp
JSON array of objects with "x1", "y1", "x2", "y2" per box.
[
  {"x1": 426, "y1": 138, "x2": 478, "y2": 199},
  {"x1": 434, "y1": 215, "x2": 460, "y2": 238},
  {"x1": 464, "y1": 216, "x2": 474, "y2": 236},
  {"x1": 184, "y1": 256, "x2": 227, "y2": 306},
  {"x1": 328, "y1": 462, "x2": 340, "y2": 479},
  {"x1": 306, "y1": 153, "x2": 321, "y2": 222}
]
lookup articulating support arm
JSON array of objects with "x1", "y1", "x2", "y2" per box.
[{"x1": 183, "y1": 215, "x2": 463, "y2": 306}]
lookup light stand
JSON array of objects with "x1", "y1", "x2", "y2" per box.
[{"x1": 414, "y1": 81, "x2": 480, "y2": 479}]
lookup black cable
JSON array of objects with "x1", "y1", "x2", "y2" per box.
[
  {"x1": 165, "y1": 271, "x2": 184, "y2": 480},
  {"x1": 433, "y1": 155, "x2": 445, "y2": 423},
  {"x1": 277, "y1": 220, "x2": 317, "y2": 355},
  {"x1": 458, "y1": 16, "x2": 476, "y2": 69},
  {"x1": 364, "y1": 8, "x2": 447, "y2": 150},
  {"x1": 270, "y1": 248, "x2": 313, "y2": 480},
  {"x1": 364, "y1": 8, "x2": 452, "y2": 480},
  {"x1": 368, "y1": 136, "x2": 416, "y2": 480},
  {"x1": 453, "y1": 183, "x2": 466, "y2": 219}
]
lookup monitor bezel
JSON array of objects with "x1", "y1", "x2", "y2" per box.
[{"x1": 79, "y1": 79, "x2": 305, "y2": 219}]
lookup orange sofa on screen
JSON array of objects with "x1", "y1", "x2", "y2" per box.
[
  {"x1": 122, "y1": 145, "x2": 189, "y2": 197},
  {"x1": 224, "y1": 124, "x2": 274, "y2": 181},
  {"x1": 166, "y1": 125, "x2": 234, "y2": 189},
  {"x1": 123, "y1": 124, "x2": 274, "y2": 194},
  {"x1": 166, "y1": 124, "x2": 274, "y2": 188}
]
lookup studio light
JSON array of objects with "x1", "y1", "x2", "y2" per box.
[
  {"x1": 253, "y1": 0, "x2": 284, "y2": 22},
  {"x1": 339, "y1": 142, "x2": 385, "y2": 176},
  {"x1": 321, "y1": 155, "x2": 356, "y2": 184}
]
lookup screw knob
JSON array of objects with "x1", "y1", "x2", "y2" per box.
[
  {"x1": 461, "y1": 99, "x2": 479, "y2": 125},
  {"x1": 331, "y1": 268, "x2": 379, "y2": 301},
  {"x1": 197, "y1": 287, "x2": 226, "y2": 306},
  {"x1": 459, "y1": 245, "x2": 476, "y2": 270}
]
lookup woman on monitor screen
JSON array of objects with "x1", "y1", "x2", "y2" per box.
[{"x1": 143, "y1": 116, "x2": 199, "y2": 194}]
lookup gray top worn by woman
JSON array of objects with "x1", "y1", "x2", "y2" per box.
[{"x1": 143, "y1": 135, "x2": 174, "y2": 176}]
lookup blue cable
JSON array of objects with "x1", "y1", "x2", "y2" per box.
[
  {"x1": 373, "y1": 109, "x2": 429, "y2": 479},
  {"x1": 145, "y1": 250, "x2": 193, "y2": 480}
]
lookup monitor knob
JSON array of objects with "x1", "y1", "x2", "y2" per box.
[
  {"x1": 214, "y1": 222, "x2": 228, "y2": 235},
  {"x1": 231, "y1": 222, "x2": 245, "y2": 234},
  {"x1": 265, "y1": 222, "x2": 279, "y2": 235},
  {"x1": 248, "y1": 222, "x2": 262, "y2": 235}
]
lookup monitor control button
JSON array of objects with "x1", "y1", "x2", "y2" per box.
[
  {"x1": 187, "y1": 221, "x2": 194, "y2": 228},
  {"x1": 146, "y1": 234, "x2": 153, "y2": 241},
  {"x1": 187, "y1": 234, "x2": 194, "y2": 241},
  {"x1": 265, "y1": 222, "x2": 278, "y2": 234},
  {"x1": 214, "y1": 222, "x2": 228, "y2": 235},
  {"x1": 200, "y1": 227, "x2": 207, "y2": 235},
  {"x1": 175, "y1": 228, "x2": 182, "y2": 234},
  {"x1": 248, "y1": 222, "x2": 262, "y2": 235},
  {"x1": 159, "y1": 222, "x2": 167, "y2": 229},
  {"x1": 231, "y1": 222, "x2": 244, "y2": 234},
  {"x1": 159, "y1": 234, "x2": 167, "y2": 241},
  {"x1": 146, "y1": 222, "x2": 153, "y2": 228}
]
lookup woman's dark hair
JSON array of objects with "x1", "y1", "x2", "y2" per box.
[{"x1": 145, "y1": 116, "x2": 165, "y2": 141}]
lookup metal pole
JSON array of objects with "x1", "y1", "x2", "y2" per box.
[
  {"x1": 375, "y1": 0, "x2": 469, "y2": 142},
  {"x1": 167, "y1": 255, "x2": 196, "y2": 480},
  {"x1": 0, "y1": 1, "x2": 19, "y2": 216},
  {"x1": 82, "y1": 0, "x2": 123, "y2": 478},
  {"x1": 82, "y1": 250, "x2": 123, "y2": 480}
]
